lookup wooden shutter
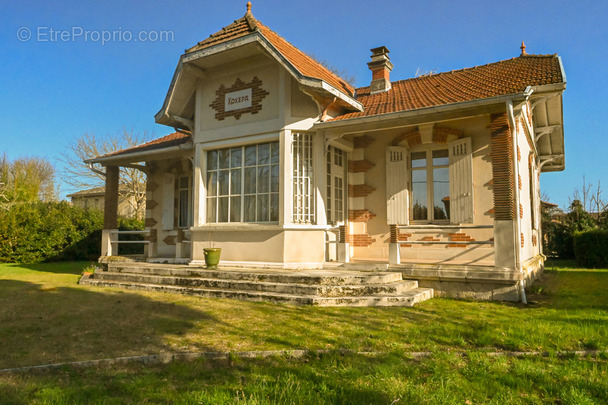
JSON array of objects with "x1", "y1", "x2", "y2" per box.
[
  {"x1": 449, "y1": 137, "x2": 473, "y2": 223},
  {"x1": 386, "y1": 146, "x2": 410, "y2": 225},
  {"x1": 161, "y1": 174, "x2": 175, "y2": 230}
]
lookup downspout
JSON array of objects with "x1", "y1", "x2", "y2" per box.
[
  {"x1": 88, "y1": 162, "x2": 106, "y2": 177},
  {"x1": 507, "y1": 100, "x2": 527, "y2": 304}
]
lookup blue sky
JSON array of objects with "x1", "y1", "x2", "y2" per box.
[{"x1": 1, "y1": 0, "x2": 606, "y2": 209}]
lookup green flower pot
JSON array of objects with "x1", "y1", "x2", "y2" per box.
[{"x1": 203, "y1": 248, "x2": 221, "y2": 269}]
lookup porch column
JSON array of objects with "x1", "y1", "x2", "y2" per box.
[
  {"x1": 388, "y1": 224, "x2": 401, "y2": 265},
  {"x1": 337, "y1": 223, "x2": 350, "y2": 263},
  {"x1": 102, "y1": 165, "x2": 119, "y2": 257}
]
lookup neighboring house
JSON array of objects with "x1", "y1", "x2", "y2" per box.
[
  {"x1": 88, "y1": 4, "x2": 566, "y2": 300},
  {"x1": 67, "y1": 186, "x2": 142, "y2": 219}
]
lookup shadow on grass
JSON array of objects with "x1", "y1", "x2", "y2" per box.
[
  {"x1": 3, "y1": 262, "x2": 91, "y2": 275},
  {"x1": 0, "y1": 279, "x2": 221, "y2": 370}
]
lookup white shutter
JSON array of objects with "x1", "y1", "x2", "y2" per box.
[
  {"x1": 161, "y1": 174, "x2": 175, "y2": 230},
  {"x1": 449, "y1": 137, "x2": 473, "y2": 223},
  {"x1": 386, "y1": 146, "x2": 410, "y2": 225}
]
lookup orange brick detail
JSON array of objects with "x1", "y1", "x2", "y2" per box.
[
  {"x1": 348, "y1": 209, "x2": 376, "y2": 222},
  {"x1": 517, "y1": 146, "x2": 521, "y2": 162},
  {"x1": 348, "y1": 184, "x2": 376, "y2": 198},
  {"x1": 392, "y1": 127, "x2": 420, "y2": 147},
  {"x1": 433, "y1": 126, "x2": 463, "y2": 143},
  {"x1": 489, "y1": 112, "x2": 516, "y2": 220},
  {"x1": 520, "y1": 204, "x2": 524, "y2": 219},
  {"x1": 532, "y1": 233, "x2": 538, "y2": 247},
  {"x1": 397, "y1": 232, "x2": 413, "y2": 248},
  {"x1": 521, "y1": 233, "x2": 525, "y2": 248},
  {"x1": 346, "y1": 234, "x2": 376, "y2": 247},
  {"x1": 348, "y1": 159, "x2": 375, "y2": 173},
  {"x1": 448, "y1": 232, "x2": 475, "y2": 248},
  {"x1": 518, "y1": 175, "x2": 522, "y2": 190},
  {"x1": 353, "y1": 135, "x2": 374, "y2": 149}
]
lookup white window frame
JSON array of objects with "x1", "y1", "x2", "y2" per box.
[
  {"x1": 177, "y1": 175, "x2": 192, "y2": 229},
  {"x1": 206, "y1": 142, "x2": 280, "y2": 224},
  {"x1": 292, "y1": 132, "x2": 316, "y2": 224},
  {"x1": 410, "y1": 144, "x2": 451, "y2": 224},
  {"x1": 326, "y1": 145, "x2": 346, "y2": 225}
]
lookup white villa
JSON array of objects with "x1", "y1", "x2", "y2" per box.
[{"x1": 87, "y1": 3, "x2": 566, "y2": 301}]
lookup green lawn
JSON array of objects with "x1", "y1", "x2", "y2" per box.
[{"x1": 1, "y1": 260, "x2": 607, "y2": 404}]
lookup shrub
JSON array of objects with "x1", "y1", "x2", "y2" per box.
[
  {"x1": 573, "y1": 229, "x2": 608, "y2": 268},
  {"x1": 0, "y1": 201, "x2": 143, "y2": 263}
]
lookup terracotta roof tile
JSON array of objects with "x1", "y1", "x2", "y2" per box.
[
  {"x1": 186, "y1": 10, "x2": 354, "y2": 97},
  {"x1": 99, "y1": 131, "x2": 192, "y2": 159},
  {"x1": 332, "y1": 55, "x2": 564, "y2": 121}
]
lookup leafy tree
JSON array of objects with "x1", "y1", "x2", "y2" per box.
[
  {"x1": 59, "y1": 130, "x2": 152, "y2": 219},
  {"x1": 0, "y1": 155, "x2": 57, "y2": 209}
]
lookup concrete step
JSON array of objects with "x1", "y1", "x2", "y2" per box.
[
  {"x1": 107, "y1": 263, "x2": 403, "y2": 285},
  {"x1": 94, "y1": 271, "x2": 419, "y2": 297},
  {"x1": 311, "y1": 288, "x2": 434, "y2": 307},
  {"x1": 80, "y1": 278, "x2": 433, "y2": 307}
]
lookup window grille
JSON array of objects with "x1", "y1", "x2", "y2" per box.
[{"x1": 292, "y1": 132, "x2": 315, "y2": 224}]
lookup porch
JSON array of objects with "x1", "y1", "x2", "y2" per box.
[{"x1": 80, "y1": 261, "x2": 434, "y2": 307}]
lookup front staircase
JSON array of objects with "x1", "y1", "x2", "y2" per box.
[{"x1": 79, "y1": 262, "x2": 433, "y2": 307}]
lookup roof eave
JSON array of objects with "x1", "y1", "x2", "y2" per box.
[
  {"x1": 156, "y1": 32, "x2": 362, "y2": 126},
  {"x1": 315, "y1": 92, "x2": 532, "y2": 129},
  {"x1": 86, "y1": 141, "x2": 194, "y2": 166}
]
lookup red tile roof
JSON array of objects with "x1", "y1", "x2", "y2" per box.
[
  {"x1": 186, "y1": 9, "x2": 355, "y2": 97},
  {"x1": 98, "y1": 131, "x2": 192, "y2": 159},
  {"x1": 332, "y1": 54, "x2": 564, "y2": 121}
]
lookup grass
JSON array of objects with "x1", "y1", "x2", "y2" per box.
[
  {"x1": 1, "y1": 351, "x2": 607, "y2": 404},
  {"x1": 0, "y1": 259, "x2": 607, "y2": 403}
]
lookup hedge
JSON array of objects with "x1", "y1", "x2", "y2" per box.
[
  {"x1": 573, "y1": 229, "x2": 608, "y2": 269},
  {"x1": 0, "y1": 201, "x2": 143, "y2": 264}
]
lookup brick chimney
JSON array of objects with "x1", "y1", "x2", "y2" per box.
[{"x1": 367, "y1": 46, "x2": 393, "y2": 94}]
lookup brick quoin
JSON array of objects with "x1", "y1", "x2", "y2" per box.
[
  {"x1": 348, "y1": 159, "x2": 375, "y2": 173},
  {"x1": 348, "y1": 209, "x2": 376, "y2": 222},
  {"x1": 353, "y1": 135, "x2": 374, "y2": 149},
  {"x1": 163, "y1": 235, "x2": 176, "y2": 246},
  {"x1": 348, "y1": 184, "x2": 376, "y2": 198}
]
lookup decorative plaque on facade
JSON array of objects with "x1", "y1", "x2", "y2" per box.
[{"x1": 210, "y1": 77, "x2": 269, "y2": 120}]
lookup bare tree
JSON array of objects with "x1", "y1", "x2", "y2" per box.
[
  {"x1": 569, "y1": 176, "x2": 607, "y2": 217},
  {"x1": 60, "y1": 130, "x2": 152, "y2": 219},
  {"x1": 591, "y1": 180, "x2": 607, "y2": 215}
]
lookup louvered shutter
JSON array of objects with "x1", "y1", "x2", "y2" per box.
[
  {"x1": 449, "y1": 137, "x2": 473, "y2": 223},
  {"x1": 161, "y1": 174, "x2": 175, "y2": 230},
  {"x1": 386, "y1": 146, "x2": 410, "y2": 225}
]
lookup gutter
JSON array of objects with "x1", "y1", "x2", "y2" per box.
[
  {"x1": 507, "y1": 100, "x2": 527, "y2": 304},
  {"x1": 85, "y1": 142, "x2": 193, "y2": 165},
  {"x1": 314, "y1": 92, "x2": 530, "y2": 130}
]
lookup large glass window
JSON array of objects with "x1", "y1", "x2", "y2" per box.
[
  {"x1": 411, "y1": 146, "x2": 450, "y2": 222},
  {"x1": 207, "y1": 142, "x2": 279, "y2": 223}
]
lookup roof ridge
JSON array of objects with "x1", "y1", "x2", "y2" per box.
[{"x1": 353, "y1": 53, "x2": 560, "y2": 92}]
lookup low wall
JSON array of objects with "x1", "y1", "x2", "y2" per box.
[{"x1": 190, "y1": 227, "x2": 326, "y2": 269}]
